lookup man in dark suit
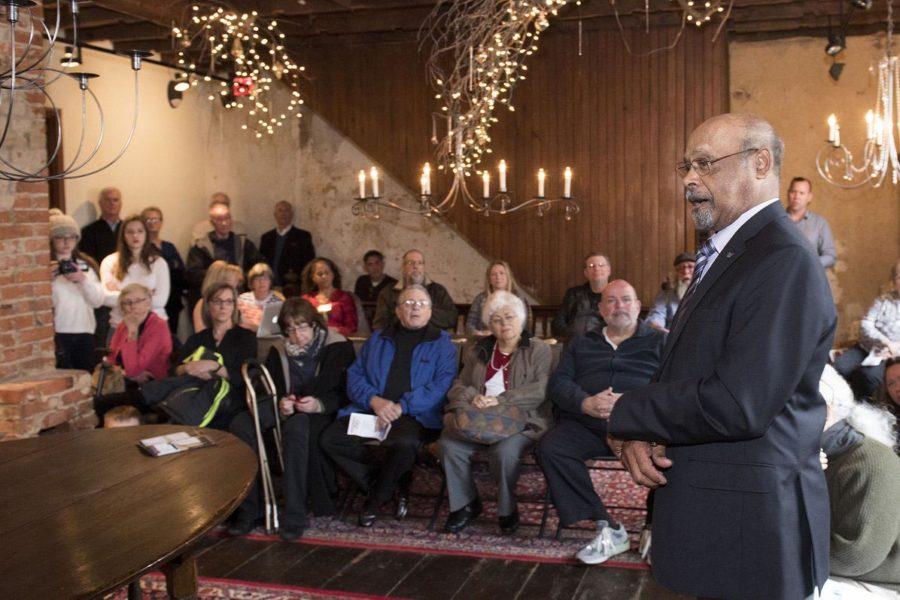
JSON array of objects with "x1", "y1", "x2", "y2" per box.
[
  {"x1": 79, "y1": 186, "x2": 122, "y2": 263},
  {"x1": 259, "y1": 200, "x2": 315, "y2": 293},
  {"x1": 607, "y1": 114, "x2": 836, "y2": 599}
]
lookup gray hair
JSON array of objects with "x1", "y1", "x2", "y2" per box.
[
  {"x1": 738, "y1": 114, "x2": 784, "y2": 178},
  {"x1": 482, "y1": 290, "x2": 526, "y2": 330},
  {"x1": 820, "y1": 365, "x2": 897, "y2": 449},
  {"x1": 399, "y1": 283, "x2": 431, "y2": 303}
]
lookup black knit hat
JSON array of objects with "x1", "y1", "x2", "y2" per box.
[{"x1": 673, "y1": 252, "x2": 696, "y2": 266}]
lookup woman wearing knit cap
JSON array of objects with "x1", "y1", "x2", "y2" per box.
[{"x1": 49, "y1": 209, "x2": 106, "y2": 371}]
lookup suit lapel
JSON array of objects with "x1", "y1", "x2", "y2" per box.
[{"x1": 658, "y1": 202, "x2": 784, "y2": 370}]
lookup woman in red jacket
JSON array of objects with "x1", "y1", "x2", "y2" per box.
[{"x1": 301, "y1": 257, "x2": 359, "y2": 337}]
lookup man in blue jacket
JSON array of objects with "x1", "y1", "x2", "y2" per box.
[{"x1": 321, "y1": 284, "x2": 457, "y2": 527}]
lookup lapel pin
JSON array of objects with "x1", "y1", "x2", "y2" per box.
[{"x1": 725, "y1": 251, "x2": 734, "y2": 258}]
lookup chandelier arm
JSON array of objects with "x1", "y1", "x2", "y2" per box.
[
  {"x1": 0, "y1": 85, "x2": 65, "y2": 180},
  {"x1": 14, "y1": 14, "x2": 61, "y2": 80},
  {"x1": 47, "y1": 70, "x2": 140, "y2": 181},
  {"x1": 0, "y1": 24, "x2": 20, "y2": 154}
]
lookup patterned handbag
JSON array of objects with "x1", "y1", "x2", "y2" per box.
[{"x1": 450, "y1": 403, "x2": 528, "y2": 445}]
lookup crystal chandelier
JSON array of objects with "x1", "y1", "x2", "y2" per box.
[
  {"x1": 0, "y1": 0, "x2": 147, "y2": 182},
  {"x1": 816, "y1": 0, "x2": 899, "y2": 189},
  {"x1": 173, "y1": 4, "x2": 306, "y2": 138}
]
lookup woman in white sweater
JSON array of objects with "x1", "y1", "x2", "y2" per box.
[
  {"x1": 100, "y1": 214, "x2": 170, "y2": 330},
  {"x1": 49, "y1": 209, "x2": 106, "y2": 371}
]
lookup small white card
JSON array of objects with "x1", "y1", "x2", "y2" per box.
[
  {"x1": 317, "y1": 303, "x2": 333, "y2": 314},
  {"x1": 347, "y1": 412, "x2": 390, "y2": 441}
]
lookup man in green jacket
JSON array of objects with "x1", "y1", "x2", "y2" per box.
[{"x1": 819, "y1": 365, "x2": 900, "y2": 598}]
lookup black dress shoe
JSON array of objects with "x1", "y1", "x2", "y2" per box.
[
  {"x1": 444, "y1": 497, "x2": 483, "y2": 534},
  {"x1": 358, "y1": 512, "x2": 377, "y2": 528},
  {"x1": 279, "y1": 525, "x2": 305, "y2": 542},
  {"x1": 499, "y1": 511, "x2": 519, "y2": 535},
  {"x1": 395, "y1": 494, "x2": 409, "y2": 520}
]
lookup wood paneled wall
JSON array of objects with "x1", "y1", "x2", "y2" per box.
[{"x1": 298, "y1": 23, "x2": 728, "y2": 304}]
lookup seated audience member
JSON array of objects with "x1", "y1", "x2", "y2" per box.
[
  {"x1": 49, "y1": 209, "x2": 105, "y2": 372},
  {"x1": 537, "y1": 280, "x2": 664, "y2": 565},
  {"x1": 100, "y1": 214, "x2": 170, "y2": 332},
  {"x1": 142, "y1": 206, "x2": 186, "y2": 336},
  {"x1": 321, "y1": 284, "x2": 457, "y2": 527},
  {"x1": 103, "y1": 405, "x2": 141, "y2": 428},
  {"x1": 229, "y1": 298, "x2": 356, "y2": 540},
  {"x1": 177, "y1": 283, "x2": 257, "y2": 429},
  {"x1": 465, "y1": 260, "x2": 533, "y2": 337},
  {"x1": 237, "y1": 263, "x2": 285, "y2": 332},
  {"x1": 372, "y1": 249, "x2": 458, "y2": 331},
  {"x1": 551, "y1": 252, "x2": 611, "y2": 338},
  {"x1": 259, "y1": 200, "x2": 315, "y2": 289},
  {"x1": 94, "y1": 284, "x2": 173, "y2": 422},
  {"x1": 79, "y1": 186, "x2": 122, "y2": 263},
  {"x1": 440, "y1": 291, "x2": 551, "y2": 535},
  {"x1": 354, "y1": 250, "x2": 397, "y2": 327},
  {"x1": 186, "y1": 200, "x2": 263, "y2": 309},
  {"x1": 646, "y1": 252, "x2": 696, "y2": 333},
  {"x1": 301, "y1": 258, "x2": 358, "y2": 337},
  {"x1": 190, "y1": 192, "x2": 247, "y2": 243},
  {"x1": 834, "y1": 258, "x2": 900, "y2": 399},
  {"x1": 877, "y1": 357, "x2": 900, "y2": 454},
  {"x1": 192, "y1": 261, "x2": 244, "y2": 333},
  {"x1": 818, "y1": 366, "x2": 900, "y2": 599}
]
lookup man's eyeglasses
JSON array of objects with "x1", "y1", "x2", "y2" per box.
[
  {"x1": 209, "y1": 298, "x2": 235, "y2": 307},
  {"x1": 403, "y1": 260, "x2": 425, "y2": 267},
  {"x1": 143, "y1": 217, "x2": 161, "y2": 223},
  {"x1": 400, "y1": 299, "x2": 431, "y2": 308},
  {"x1": 586, "y1": 262, "x2": 609, "y2": 270},
  {"x1": 675, "y1": 148, "x2": 759, "y2": 177}
]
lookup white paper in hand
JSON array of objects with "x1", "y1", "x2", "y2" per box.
[{"x1": 347, "y1": 412, "x2": 390, "y2": 441}]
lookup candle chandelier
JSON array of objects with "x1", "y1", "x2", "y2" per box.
[
  {"x1": 0, "y1": 0, "x2": 147, "y2": 182},
  {"x1": 816, "y1": 0, "x2": 899, "y2": 189},
  {"x1": 172, "y1": 4, "x2": 306, "y2": 138}
]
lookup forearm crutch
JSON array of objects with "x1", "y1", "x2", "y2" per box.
[{"x1": 241, "y1": 361, "x2": 281, "y2": 534}]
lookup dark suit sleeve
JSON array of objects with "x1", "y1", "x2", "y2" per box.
[
  {"x1": 609, "y1": 246, "x2": 836, "y2": 445},
  {"x1": 547, "y1": 337, "x2": 589, "y2": 415},
  {"x1": 79, "y1": 224, "x2": 100, "y2": 263},
  {"x1": 551, "y1": 287, "x2": 576, "y2": 337},
  {"x1": 372, "y1": 287, "x2": 393, "y2": 331},
  {"x1": 242, "y1": 239, "x2": 266, "y2": 272},
  {"x1": 259, "y1": 231, "x2": 274, "y2": 265},
  {"x1": 185, "y1": 245, "x2": 210, "y2": 304},
  {"x1": 429, "y1": 283, "x2": 458, "y2": 331}
]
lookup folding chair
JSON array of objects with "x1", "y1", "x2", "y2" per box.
[{"x1": 240, "y1": 359, "x2": 285, "y2": 534}]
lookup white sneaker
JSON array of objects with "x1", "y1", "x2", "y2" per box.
[{"x1": 575, "y1": 521, "x2": 630, "y2": 565}]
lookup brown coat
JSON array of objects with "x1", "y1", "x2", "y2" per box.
[{"x1": 446, "y1": 334, "x2": 553, "y2": 440}]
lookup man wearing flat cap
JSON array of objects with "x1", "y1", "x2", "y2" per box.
[{"x1": 646, "y1": 252, "x2": 696, "y2": 333}]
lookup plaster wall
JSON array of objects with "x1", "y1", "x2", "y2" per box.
[
  {"x1": 730, "y1": 35, "x2": 900, "y2": 344},
  {"x1": 56, "y1": 49, "x2": 489, "y2": 302}
]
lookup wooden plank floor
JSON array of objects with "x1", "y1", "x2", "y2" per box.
[{"x1": 195, "y1": 535, "x2": 691, "y2": 599}]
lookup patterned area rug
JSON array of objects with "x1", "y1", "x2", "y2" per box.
[
  {"x1": 108, "y1": 573, "x2": 389, "y2": 599},
  {"x1": 239, "y1": 455, "x2": 650, "y2": 568}
]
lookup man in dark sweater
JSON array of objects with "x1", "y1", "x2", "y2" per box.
[
  {"x1": 372, "y1": 249, "x2": 457, "y2": 331},
  {"x1": 258, "y1": 201, "x2": 315, "y2": 291},
  {"x1": 537, "y1": 280, "x2": 664, "y2": 565},
  {"x1": 79, "y1": 187, "x2": 122, "y2": 263},
  {"x1": 354, "y1": 250, "x2": 397, "y2": 327},
  {"x1": 551, "y1": 252, "x2": 611, "y2": 338}
]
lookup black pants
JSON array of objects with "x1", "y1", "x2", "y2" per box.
[
  {"x1": 834, "y1": 345, "x2": 885, "y2": 400},
  {"x1": 536, "y1": 417, "x2": 616, "y2": 527},
  {"x1": 320, "y1": 415, "x2": 438, "y2": 511},
  {"x1": 55, "y1": 333, "x2": 98, "y2": 372},
  {"x1": 230, "y1": 401, "x2": 337, "y2": 529}
]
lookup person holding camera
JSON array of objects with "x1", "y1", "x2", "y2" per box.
[{"x1": 49, "y1": 209, "x2": 106, "y2": 372}]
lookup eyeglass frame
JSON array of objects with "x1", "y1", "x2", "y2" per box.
[
  {"x1": 675, "y1": 148, "x2": 760, "y2": 178},
  {"x1": 399, "y1": 299, "x2": 431, "y2": 308}
]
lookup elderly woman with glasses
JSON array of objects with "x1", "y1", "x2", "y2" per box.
[
  {"x1": 229, "y1": 297, "x2": 356, "y2": 540},
  {"x1": 439, "y1": 290, "x2": 552, "y2": 535}
]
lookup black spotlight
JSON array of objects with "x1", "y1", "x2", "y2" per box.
[
  {"x1": 826, "y1": 32, "x2": 846, "y2": 56},
  {"x1": 850, "y1": 0, "x2": 873, "y2": 9},
  {"x1": 167, "y1": 80, "x2": 183, "y2": 108},
  {"x1": 829, "y1": 62, "x2": 845, "y2": 82}
]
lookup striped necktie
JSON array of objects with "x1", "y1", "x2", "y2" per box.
[{"x1": 672, "y1": 238, "x2": 717, "y2": 325}]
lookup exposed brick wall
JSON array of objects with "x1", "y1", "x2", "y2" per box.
[{"x1": 0, "y1": 14, "x2": 95, "y2": 439}]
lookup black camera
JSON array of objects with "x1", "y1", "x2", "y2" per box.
[{"x1": 58, "y1": 259, "x2": 79, "y2": 275}]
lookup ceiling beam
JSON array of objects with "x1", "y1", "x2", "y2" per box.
[
  {"x1": 89, "y1": 0, "x2": 179, "y2": 27},
  {"x1": 80, "y1": 22, "x2": 171, "y2": 42}
]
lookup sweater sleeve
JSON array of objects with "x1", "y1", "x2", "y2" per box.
[
  {"x1": 79, "y1": 268, "x2": 108, "y2": 309},
  {"x1": 149, "y1": 257, "x2": 171, "y2": 319},
  {"x1": 346, "y1": 335, "x2": 381, "y2": 411},
  {"x1": 500, "y1": 341, "x2": 552, "y2": 412},
  {"x1": 645, "y1": 290, "x2": 669, "y2": 329},
  {"x1": 99, "y1": 255, "x2": 121, "y2": 308},
  {"x1": 117, "y1": 317, "x2": 172, "y2": 380},
  {"x1": 332, "y1": 291, "x2": 358, "y2": 337},
  {"x1": 428, "y1": 284, "x2": 459, "y2": 331},
  {"x1": 465, "y1": 294, "x2": 485, "y2": 335},
  {"x1": 547, "y1": 337, "x2": 590, "y2": 415},
  {"x1": 446, "y1": 344, "x2": 480, "y2": 410},
  {"x1": 310, "y1": 341, "x2": 356, "y2": 414}
]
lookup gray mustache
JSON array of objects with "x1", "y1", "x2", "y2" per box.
[{"x1": 685, "y1": 188, "x2": 711, "y2": 204}]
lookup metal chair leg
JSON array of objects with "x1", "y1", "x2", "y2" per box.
[{"x1": 241, "y1": 362, "x2": 279, "y2": 535}]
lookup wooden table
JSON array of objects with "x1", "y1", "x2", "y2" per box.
[{"x1": 0, "y1": 425, "x2": 257, "y2": 600}]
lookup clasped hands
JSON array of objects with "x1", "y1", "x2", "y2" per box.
[
  {"x1": 279, "y1": 394, "x2": 318, "y2": 416},
  {"x1": 370, "y1": 396, "x2": 402, "y2": 431},
  {"x1": 471, "y1": 394, "x2": 499, "y2": 409},
  {"x1": 607, "y1": 435, "x2": 672, "y2": 489},
  {"x1": 182, "y1": 359, "x2": 221, "y2": 380},
  {"x1": 581, "y1": 387, "x2": 622, "y2": 420}
]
